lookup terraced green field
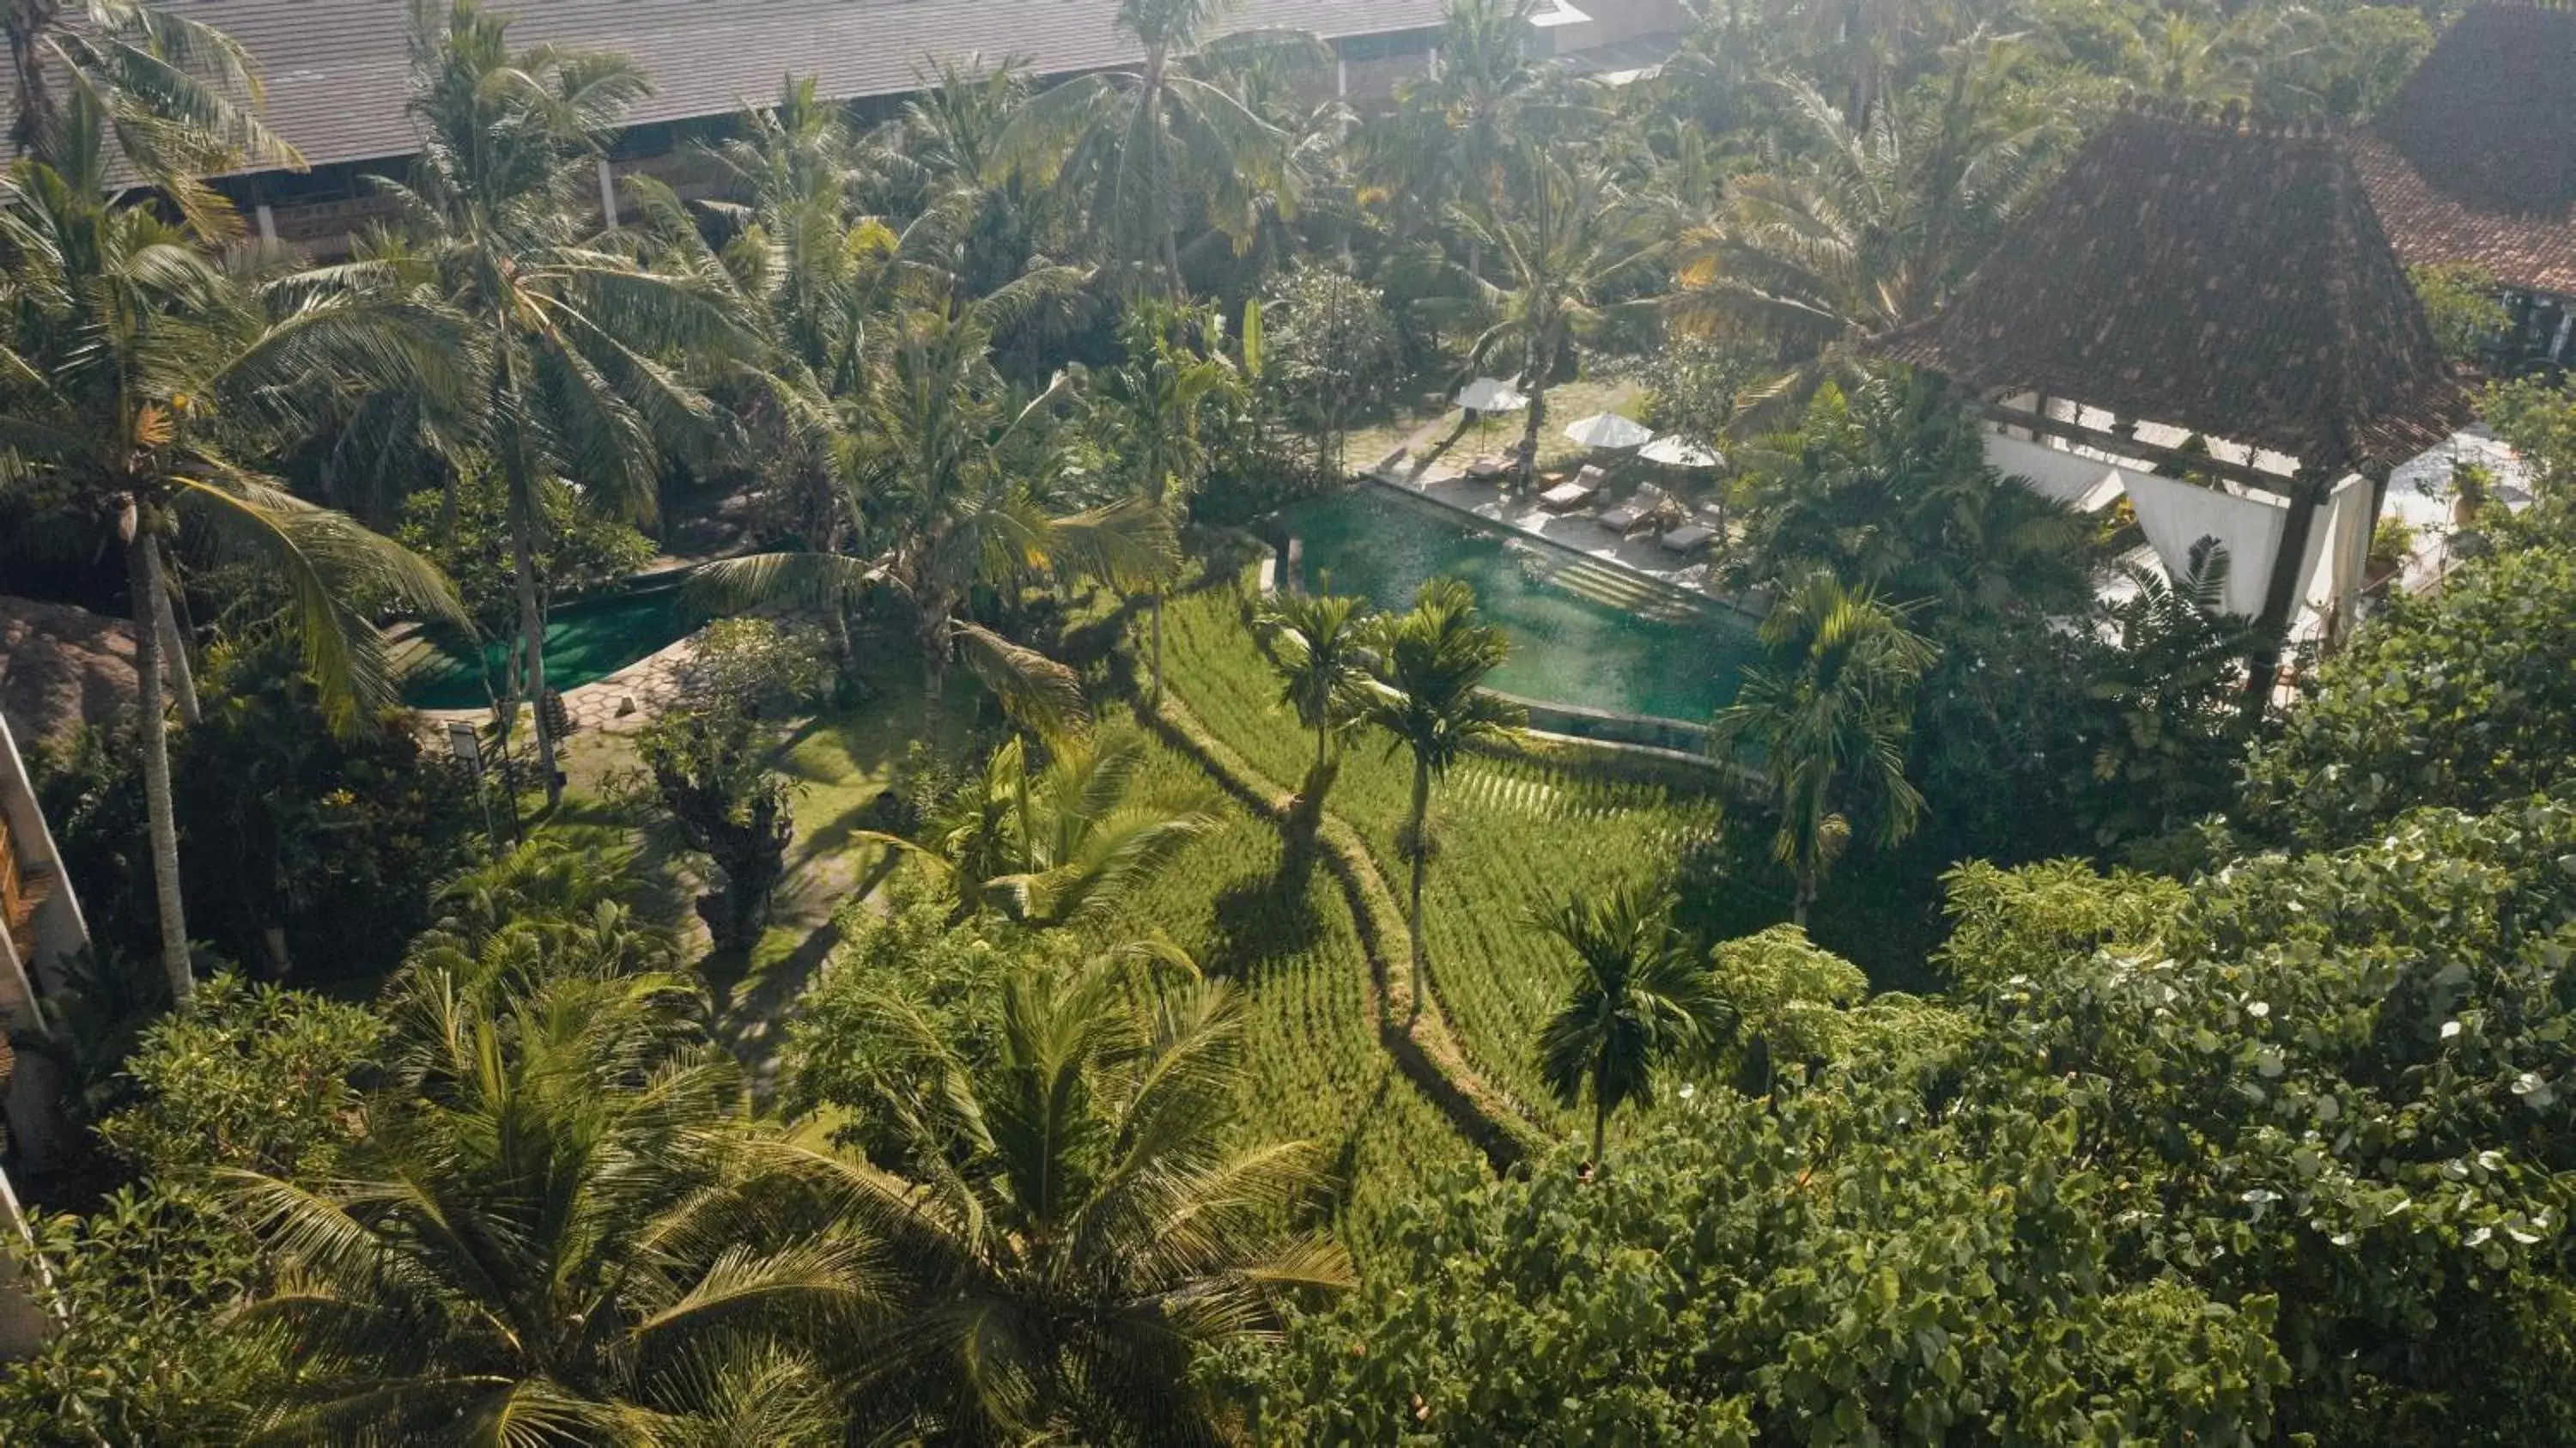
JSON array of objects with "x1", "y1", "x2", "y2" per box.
[
  {"x1": 1159, "y1": 587, "x2": 1728, "y2": 1131},
  {"x1": 1091, "y1": 734, "x2": 1480, "y2": 1259}
]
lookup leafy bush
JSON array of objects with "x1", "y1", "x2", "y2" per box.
[
  {"x1": 33, "y1": 643, "x2": 484, "y2": 983},
  {"x1": 2238, "y1": 539, "x2": 2576, "y2": 849},
  {"x1": 393, "y1": 463, "x2": 654, "y2": 636},
  {"x1": 96, "y1": 973, "x2": 384, "y2": 1180}
]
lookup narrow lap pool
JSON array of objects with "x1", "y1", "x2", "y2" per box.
[
  {"x1": 400, "y1": 584, "x2": 693, "y2": 711},
  {"x1": 1277, "y1": 486, "x2": 1764, "y2": 727}
]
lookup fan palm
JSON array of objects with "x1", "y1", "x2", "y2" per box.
[
  {"x1": 1726, "y1": 374, "x2": 2096, "y2": 616},
  {"x1": 876, "y1": 729, "x2": 1223, "y2": 928},
  {"x1": 1710, "y1": 570, "x2": 1937, "y2": 926},
  {"x1": 1534, "y1": 880, "x2": 1730, "y2": 1168},
  {"x1": 1439, "y1": 151, "x2": 1665, "y2": 491},
  {"x1": 1358, "y1": 579, "x2": 1524, "y2": 1011},
  {"x1": 2086, "y1": 539, "x2": 2263, "y2": 843},
  {"x1": 3, "y1": 0, "x2": 294, "y2": 207},
  {"x1": 0, "y1": 100, "x2": 466, "y2": 1001},
  {"x1": 225, "y1": 964, "x2": 883, "y2": 1445},
  {"x1": 992, "y1": 0, "x2": 1301, "y2": 297},
  {"x1": 1254, "y1": 588, "x2": 1374, "y2": 790},
  {"x1": 386, "y1": 0, "x2": 757, "y2": 805},
  {"x1": 799, "y1": 959, "x2": 1352, "y2": 1444}
]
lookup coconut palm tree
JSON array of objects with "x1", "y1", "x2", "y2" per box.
[
  {"x1": 897, "y1": 54, "x2": 1032, "y2": 194},
  {"x1": 226, "y1": 964, "x2": 883, "y2": 1445},
  {"x1": 0, "y1": 99, "x2": 466, "y2": 1001},
  {"x1": 1085, "y1": 304, "x2": 1244, "y2": 698},
  {"x1": 1710, "y1": 570, "x2": 1937, "y2": 926},
  {"x1": 3, "y1": 0, "x2": 293, "y2": 204},
  {"x1": 1439, "y1": 152, "x2": 1666, "y2": 491},
  {"x1": 798, "y1": 959, "x2": 1352, "y2": 1444},
  {"x1": 873, "y1": 729, "x2": 1223, "y2": 928},
  {"x1": 992, "y1": 0, "x2": 1302, "y2": 297},
  {"x1": 691, "y1": 275, "x2": 1171, "y2": 735},
  {"x1": 1534, "y1": 880, "x2": 1729, "y2": 1168},
  {"x1": 1360, "y1": 0, "x2": 1601, "y2": 271},
  {"x1": 1669, "y1": 55, "x2": 2057, "y2": 424},
  {"x1": 1358, "y1": 579, "x2": 1523, "y2": 1011},
  {"x1": 1254, "y1": 588, "x2": 1375, "y2": 794},
  {"x1": 386, "y1": 0, "x2": 758, "y2": 805}
]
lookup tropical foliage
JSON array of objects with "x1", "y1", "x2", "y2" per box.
[{"x1": 14, "y1": 2, "x2": 2576, "y2": 1444}]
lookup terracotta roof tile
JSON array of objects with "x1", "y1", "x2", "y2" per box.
[{"x1": 2360, "y1": 3, "x2": 2576, "y2": 295}]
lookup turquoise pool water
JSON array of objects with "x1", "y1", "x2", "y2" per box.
[
  {"x1": 401, "y1": 585, "x2": 693, "y2": 711},
  {"x1": 1278, "y1": 487, "x2": 1763, "y2": 726}
]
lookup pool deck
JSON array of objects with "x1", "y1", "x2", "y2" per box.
[{"x1": 1368, "y1": 452, "x2": 1762, "y2": 617}]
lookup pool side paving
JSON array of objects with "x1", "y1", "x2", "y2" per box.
[{"x1": 1370, "y1": 455, "x2": 1761, "y2": 618}]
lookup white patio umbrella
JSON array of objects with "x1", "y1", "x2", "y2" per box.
[
  {"x1": 1455, "y1": 376, "x2": 1529, "y2": 413},
  {"x1": 1562, "y1": 411, "x2": 1653, "y2": 451},
  {"x1": 1639, "y1": 435, "x2": 1723, "y2": 468}
]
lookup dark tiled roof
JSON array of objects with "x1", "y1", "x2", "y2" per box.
[
  {"x1": 1879, "y1": 107, "x2": 2470, "y2": 475},
  {"x1": 2359, "y1": 2, "x2": 2576, "y2": 295},
  {"x1": 88, "y1": 0, "x2": 1443, "y2": 174}
]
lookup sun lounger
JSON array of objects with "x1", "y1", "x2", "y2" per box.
[
  {"x1": 1657, "y1": 522, "x2": 1717, "y2": 553},
  {"x1": 1540, "y1": 477, "x2": 1604, "y2": 512},
  {"x1": 1465, "y1": 453, "x2": 1511, "y2": 481},
  {"x1": 1597, "y1": 484, "x2": 1670, "y2": 535}
]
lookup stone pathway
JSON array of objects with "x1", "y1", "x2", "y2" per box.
[{"x1": 414, "y1": 599, "x2": 829, "y2": 739}]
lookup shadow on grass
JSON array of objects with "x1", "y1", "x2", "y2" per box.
[{"x1": 1205, "y1": 834, "x2": 1327, "y2": 988}]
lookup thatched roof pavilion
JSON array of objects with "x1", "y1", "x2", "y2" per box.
[
  {"x1": 1882, "y1": 103, "x2": 2469, "y2": 484},
  {"x1": 1878, "y1": 104, "x2": 2468, "y2": 657}
]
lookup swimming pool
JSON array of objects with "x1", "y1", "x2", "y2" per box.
[
  {"x1": 1276, "y1": 486, "x2": 1764, "y2": 727},
  {"x1": 400, "y1": 583, "x2": 695, "y2": 711}
]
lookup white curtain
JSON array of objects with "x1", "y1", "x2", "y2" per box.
[
  {"x1": 2117, "y1": 468, "x2": 2287, "y2": 618},
  {"x1": 1984, "y1": 433, "x2": 2123, "y2": 511},
  {"x1": 2303, "y1": 474, "x2": 2372, "y2": 638}
]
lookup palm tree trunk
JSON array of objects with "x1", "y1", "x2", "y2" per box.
[
  {"x1": 150, "y1": 575, "x2": 201, "y2": 727},
  {"x1": 6, "y1": 11, "x2": 51, "y2": 160},
  {"x1": 1518, "y1": 380, "x2": 1549, "y2": 495},
  {"x1": 510, "y1": 496, "x2": 562, "y2": 807},
  {"x1": 1406, "y1": 757, "x2": 1431, "y2": 1018},
  {"x1": 1792, "y1": 867, "x2": 1815, "y2": 928},
  {"x1": 923, "y1": 605, "x2": 951, "y2": 737},
  {"x1": 1590, "y1": 1091, "x2": 1607, "y2": 1169},
  {"x1": 124, "y1": 503, "x2": 192, "y2": 1002},
  {"x1": 1516, "y1": 335, "x2": 1554, "y2": 494}
]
